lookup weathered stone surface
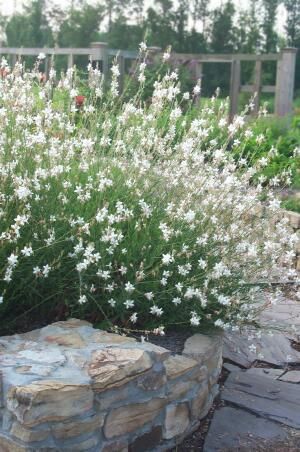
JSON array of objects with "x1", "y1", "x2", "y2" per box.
[
  {"x1": 204, "y1": 406, "x2": 287, "y2": 452},
  {"x1": 222, "y1": 371, "x2": 300, "y2": 428},
  {"x1": 7, "y1": 381, "x2": 93, "y2": 426},
  {"x1": 89, "y1": 348, "x2": 153, "y2": 391},
  {"x1": 245, "y1": 367, "x2": 284, "y2": 379},
  {"x1": 137, "y1": 342, "x2": 170, "y2": 361},
  {"x1": 279, "y1": 370, "x2": 300, "y2": 383},
  {"x1": 103, "y1": 440, "x2": 128, "y2": 452},
  {"x1": 96, "y1": 386, "x2": 130, "y2": 411},
  {"x1": 0, "y1": 434, "x2": 31, "y2": 452},
  {"x1": 164, "y1": 403, "x2": 190, "y2": 439},
  {"x1": 191, "y1": 382, "x2": 209, "y2": 419},
  {"x1": 167, "y1": 379, "x2": 194, "y2": 401},
  {"x1": 137, "y1": 369, "x2": 166, "y2": 391},
  {"x1": 91, "y1": 331, "x2": 136, "y2": 344},
  {"x1": 129, "y1": 426, "x2": 162, "y2": 452},
  {"x1": 50, "y1": 318, "x2": 92, "y2": 329},
  {"x1": 10, "y1": 422, "x2": 49, "y2": 443},
  {"x1": 43, "y1": 332, "x2": 86, "y2": 348},
  {"x1": 222, "y1": 362, "x2": 242, "y2": 373},
  {"x1": 61, "y1": 435, "x2": 100, "y2": 451},
  {"x1": 223, "y1": 329, "x2": 300, "y2": 368},
  {"x1": 164, "y1": 354, "x2": 198, "y2": 379},
  {"x1": 183, "y1": 334, "x2": 223, "y2": 369},
  {"x1": 51, "y1": 413, "x2": 105, "y2": 439},
  {"x1": 104, "y1": 398, "x2": 166, "y2": 438},
  {"x1": 15, "y1": 364, "x2": 53, "y2": 376}
]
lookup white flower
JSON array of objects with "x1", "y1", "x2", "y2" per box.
[
  {"x1": 78, "y1": 295, "x2": 87, "y2": 304},
  {"x1": 7, "y1": 253, "x2": 18, "y2": 267},
  {"x1": 124, "y1": 299, "x2": 135, "y2": 309},
  {"x1": 198, "y1": 258, "x2": 207, "y2": 269},
  {"x1": 145, "y1": 292, "x2": 154, "y2": 301},
  {"x1": 38, "y1": 52, "x2": 46, "y2": 60},
  {"x1": 190, "y1": 311, "x2": 200, "y2": 326},
  {"x1": 33, "y1": 266, "x2": 41, "y2": 276},
  {"x1": 162, "y1": 253, "x2": 174, "y2": 265},
  {"x1": 130, "y1": 312, "x2": 138, "y2": 323},
  {"x1": 153, "y1": 326, "x2": 165, "y2": 336},
  {"x1": 125, "y1": 282, "x2": 134, "y2": 293},
  {"x1": 172, "y1": 297, "x2": 181, "y2": 305},
  {"x1": 0, "y1": 295, "x2": 3, "y2": 304},
  {"x1": 42, "y1": 264, "x2": 51, "y2": 277},
  {"x1": 150, "y1": 305, "x2": 164, "y2": 316},
  {"x1": 139, "y1": 42, "x2": 147, "y2": 52},
  {"x1": 21, "y1": 246, "x2": 33, "y2": 257},
  {"x1": 108, "y1": 298, "x2": 116, "y2": 307}
]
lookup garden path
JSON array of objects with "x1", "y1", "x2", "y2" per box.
[{"x1": 203, "y1": 288, "x2": 300, "y2": 451}]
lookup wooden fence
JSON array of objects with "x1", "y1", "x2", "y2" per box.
[{"x1": 0, "y1": 42, "x2": 297, "y2": 120}]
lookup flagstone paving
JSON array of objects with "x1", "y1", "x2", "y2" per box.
[{"x1": 203, "y1": 289, "x2": 300, "y2": 452}]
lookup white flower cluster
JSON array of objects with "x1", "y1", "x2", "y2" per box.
[{"x1": 0, "y1": 55, "x2": 298, "y2": 333}]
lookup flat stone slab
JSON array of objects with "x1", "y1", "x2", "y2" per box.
[
  {"x1": 223, "y1": 329, "x2": 300, "y2": 368},
  {"x1": 279, "y1": 370, "x2": 300, "y2": 383},
  {"x1": 260, "y1": 297, "x2": 300, "y2": 333},
  {"x1": 222, "y1": 371, "x2": 300, "y2": 428},
  {"x1": 204, "y1": 406, "x2": 287, "y2": 452}
]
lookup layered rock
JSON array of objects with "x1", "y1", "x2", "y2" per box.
[{"x1": 0, "y1": 319, "x2": 222, "y2": 451}]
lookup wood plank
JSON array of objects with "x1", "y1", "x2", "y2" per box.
[
  {"x1": 229, "y1": 60, "x2": 241, "y2": 121},
  {"x1": 252, "y1": 60, "x2": 262, "y2": 114}
]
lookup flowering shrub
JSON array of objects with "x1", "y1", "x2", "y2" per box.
[{"x1": 0, "y1": 48, "x2": 298, "y2": 335}]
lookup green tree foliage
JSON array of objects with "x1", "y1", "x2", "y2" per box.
[
  {"x1": 261, "y1": 0, "x2": 279, "y2": 52},
  {"x1": 6, "y1": 0, "x2": 53, "y2": 47}
]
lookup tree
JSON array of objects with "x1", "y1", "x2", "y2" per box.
[
  {"x1": 5, "y1": 0, "x2": 53, "y2": 47},
  {"x1": 58, "y1": 2, "x2": 104, "y2": 48},
  {"x1": 284, "y1": 0, "x2": 300, "y2": 46},
  {"x1": 261, "y1": 0, "x2": 279, "y2": 52},
  {"x1": 191, "y1": 0, "x2": 210, "y2": 36},
  {"x1": 209, "y1": 1, "x2": 237, "y2": 52}
]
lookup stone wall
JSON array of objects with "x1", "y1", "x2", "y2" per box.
[
  {"x1": 283, "y1": 210, "x2": 300, "y2": 271},
  {"x1": 0, "y1": 319, "x2": 223, "y2": 451}
]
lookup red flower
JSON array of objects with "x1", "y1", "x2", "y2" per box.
[{"x1": 75, "y1": 95, "x2": 85, "y2": 108}]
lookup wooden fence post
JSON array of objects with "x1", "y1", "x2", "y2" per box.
[
  {"x1": 67, "y1": 54, "x2": 74, "y2": 69},
  {"x1": 117, "y1": 54, "x2": 125, "y2": 93},
  {"x1": 90, "y1": 42, "x2": 109, "y2": 78},
  {"x1": 275, "y1": 47, "x2": 297, "y2": 117},
  {"x1": 229, "y1": 59, "x2": 241, "y2": 121},
  {"x1": 252, "y1": 60, "x2": 262, "y2": 114}
]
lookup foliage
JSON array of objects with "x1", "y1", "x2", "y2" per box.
[{"x1": 0, "y1": 50, "x2": 298, "y2": 336}]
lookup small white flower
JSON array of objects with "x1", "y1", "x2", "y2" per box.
[
  {"x1": 125, "y1": 282, "x2": 134, "y2": 293},
  {"x1": 124, "y1": 299, "x2": 135, "y2": 309},
  {"x1": 21, "y1": 246, "x2": 33, "y2": 257},
  {"x1": 130, "y1": 312, "x2": 138, "y2": 323},
  {"x1": 172, "y1": 297, "x2": 181, "y2": 305},
  {"x1": 108, "y1": 298, "x2": 116, "y2": 307},
  {"x1": 150, "y1": 305, "x2": 164, "y2": 316},
  {"x1": 145, "y1": 292, "x2": 154, "y2": 301},
  {"x1": 162, "y1": 253, "x2": 174, "y2": 265},
  {"x1": 78, "y1": 295, "x2": 87, "y2": 305},
  {"x1": 38, "y1": 52, "x2": 46, "y2": 60}
]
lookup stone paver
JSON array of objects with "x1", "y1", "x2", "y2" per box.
[
  {"x1": 222, "y1": 371, "x2": 300, "y2": 428},
  {"x1": 223, "y1": 329, "x2": 300, "y2": 368},
  {"x1": 204, "y1": 406, "x2": 287, "y2": 452}
]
